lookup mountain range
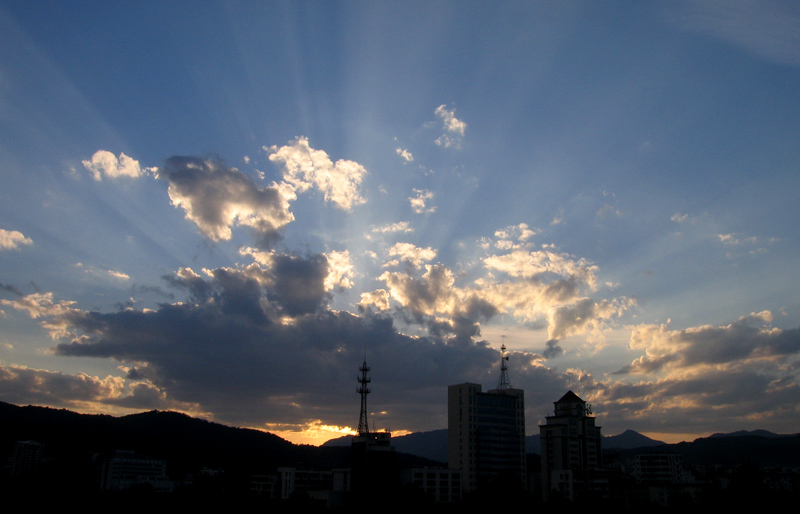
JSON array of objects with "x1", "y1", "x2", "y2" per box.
[
  {"x1": 3, "y1": 401, "x2": 799, "y2": 473},
  {"x1": 321, "y1": 427, "x2": 667, "y2": 462}
]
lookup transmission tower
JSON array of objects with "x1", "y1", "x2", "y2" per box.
[
  {"x1": 357, "y1": 358, "x2": 371, "y2": 435},
  {"x1": 497, "y1": 342, "x2": 512, "y2": 389}
]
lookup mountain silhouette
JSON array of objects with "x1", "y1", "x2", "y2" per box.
[{"x1": 4, "y1": 401, "x2": 800, "y2": 481}]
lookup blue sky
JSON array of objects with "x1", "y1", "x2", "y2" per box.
[{"x1": 1, "y1": 1, "x2": 798, "y2": 445}]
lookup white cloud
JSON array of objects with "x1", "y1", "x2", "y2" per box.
[
  {"x1": 0, "y1": 229, "x2": 32, "y2": 250},
  {"x1": 385, "y1": 242, "x2": 438, "y2": 268},
  {"x1": 396, "y1": 148, "x2": 414, "y2": 162},
  {"x1": 371, "y1": 221, "x2": 413, "y2": 235},
  {"x1": 495, "y1": 223, "x2": 538, "y2": 245},
  {"x1": 410, "y1": 189, "x2": 436, "y2": 214},
  {"x1": 158, "y1": 156, "x2": 296, "y2": 246},
  {"x1": 108, "y1": 270, "x2": 130, "y2": 280},
  {"x1": 267, "y1": 137, "x2": 367, "y2": 211},
  {"x1": 82, "y1": 150, "x2": 150, "y2": 180},
  {"x1": 358, "y1": 289, "x2": 391, "y2": 311},
  {"x1": 324, "y1": 250, "x2": 355, "y2": 291},
  {"x1": 434, "y1": 104, "x2": 467, "y2": 148}
]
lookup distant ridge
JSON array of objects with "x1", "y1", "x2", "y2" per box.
[
  {"x1": 4, "y1": 401, "x2": 799, "y2": 471},
  {"x1": 708, "y1": 429, "x2": 787, "y2": 439},
  {"x1": 0, "y1": 402, "x2": 438, "y2": 477},
  {"x1": 322, "y1": 429, "x2": 449, "y2": 463},
  {"x1": 604, "y1": 429, "x2": 666, "y2": 449}
]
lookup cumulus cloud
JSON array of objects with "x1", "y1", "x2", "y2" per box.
[
  {"x1": 157, "y1": 156, "x2": 296, "y2": 247},
  {"x1": 410, "y1": 189, "x2": 436, "y2": 214},
  {"x1": 267, "y1": 137, "x2": 367, "y2": 211},
  {"x1": 385, "y1": 242, "x2": 437, "y2": 268},
  {"x1": 587, "y1": 312, "x2": 800, "y2": 434},
  {"x1": 34, "y1": 262, "x2": 535, "y2": 431},
  {"x1": 396, "y1": 148, "x2": 414, "y2": 162},
  {"x1": 620, "y1": 311, "x2": 800, "y2": 375},
  {"x1": 0, "y1": 229, "x2": 32, "y2": 250},
  {"x1": 380, "y1": 264, "x2": 456, "y2": 319},
  {"x1": 324, "y1": 250, "x2": 355, "y2": 291},
  {"x1": 0, "y1": 364, "x2": 203, "y2": 414},
  {"x1": 495, "y1": 223, "x2": 538, "y2": 245},
  {"x1": 358, "y1": 289, "x2": 392, "y2": 312},
  {"x1": 82, "y1": 150, "x2": 151, "y2": 180},
  {"x1": 434, "y1": 104, "x2": 467, "y2": 148}
]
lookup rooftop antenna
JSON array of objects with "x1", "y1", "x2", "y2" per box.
[
  {"x1": 497, "y1": 336, "x2": 511, "y2": 389},
  {"x1": 357, "y1": 353, "x2": 371, "y2": 436}
]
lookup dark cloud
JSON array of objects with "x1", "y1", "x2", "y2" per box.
[
  {"x1": 0, "y1": 364, "x2": 118, "y2": 407},
  {"x1": 591, "y1": 368, "x2": 800, "y2": 436},
  {"x1": 543, "y1": 339, "x2": 563, "y2": 359},
  {"x1": 40, "y1": 256, "x2": 575, "y2": 432},
  {"x1": 268, "y1": 253, "x2": 329, "y2": 316},
  {"x1": 620, "y1": 315, "x2": 800, "y2": 374},
  {"x1": 0, "y1": 282, "x2": 23, "y2": 297}
]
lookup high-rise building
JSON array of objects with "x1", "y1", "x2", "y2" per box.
[
  {"x1": 539, "y1": 390, "x2": 606, "y2": 502},
  {"x1": 448, "y1": 344, "x2": 526, "y2": 493}
]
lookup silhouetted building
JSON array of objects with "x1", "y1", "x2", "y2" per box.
[
  {"x1": 402, "y1": 467, "x2": 462, "y2": 502},
  {"x1": 10, "y1": 440, "x2": 44, "y2": 477},
  {"x1": 101, "y1": 450, "x2": 173, "y2": 492},
  {"x1": 630, "y1": 453, "x2": 693, "y2": 485},
  {"x1": 277, "y1": 466, "x2": 350, "y2": 507},
  {"x1": 539, "y1": 390, "x2": 606, "y2": 502},
  {"x1": 448, "y1": 345, "x2": 526, "y2": 493}
]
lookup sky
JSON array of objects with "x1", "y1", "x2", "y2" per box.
[{"x1": 1, "y1": 1, "x2": 799, "y2": 446}]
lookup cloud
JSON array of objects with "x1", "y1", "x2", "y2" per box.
[
  {"x1": 380, "y1": 264, "x2": 456, "y2": 319},
  {"x1": 396, "y1": 148, "x2": 414, "y2": 162},
  {"x1": 324, "y1": 250, "x2": 355, "y2": 291},
  {"x1": 620, "y1": 311, "x2": 800, "y2": 375},
  {"x1": 157, "y1": 156, "x2": 296, "y2": 247},
  {"x1": 494, "y1": 223, "x2": 539, "y2": 249},
  {"x1": 82, "y1": 150, "x2": 151, "y2": 180},
  {"x1": 267, "y1": 137, "x2": 367, "y2": 211},
  {"x1": 410, "y1": 189, "x2": 436, "y2": 214},
  {"x1": 358, "y1": 289, "x2": 391, "y2": 312},
  {"x1": 590, "y1": 310, "x2": 800, "y2": 433},
  {"x1": 369, "y1": 222, "x2": 414, "y2": 237},
  {"x1": 37, "y1": 263, "x2": 521, "y2": 430},
  {"x1": 0, "y1": 229, "x2": 32, "y2": 250},
  {"x1": 0, "y1": 364, "x2": 203, "y2": 414},
  {"x1": 384, "y1": 242, "x2": 438, "y2": 268},
  {"x1": 434, "y1": 104, "x2": 467, "y2": 148}
]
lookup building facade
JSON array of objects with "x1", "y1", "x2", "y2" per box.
[
  {"x1": 448, "y1": 382, "x2": 526, "y2": 493},
  {"x1": 539, "y1": 390, "x2": 606, "y2": 502}
]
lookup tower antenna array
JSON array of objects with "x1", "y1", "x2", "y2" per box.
[
  {"x1": 497, "y1": 339, "x2": 511, "y2": 389},
  {"x1": 357, "y1": 358, "x2": 371, "y2": 435}
]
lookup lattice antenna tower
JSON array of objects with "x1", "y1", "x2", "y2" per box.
[
  {"x1": 497, "y1": 338, "x2": 512, "y2": 389},
  {"x1": 356, "y1": 355, "x2": 371, "y2": 435}
]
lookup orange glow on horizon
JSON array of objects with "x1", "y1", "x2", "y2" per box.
[{"x1": 641, "y1": 431, "x2": 706, "y2": 444}]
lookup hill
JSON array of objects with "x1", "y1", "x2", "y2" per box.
[{"x1": 0, "y1": 402, "x2": 437, "y2": 480}]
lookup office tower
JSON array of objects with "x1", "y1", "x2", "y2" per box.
[
  {"x1": 539, "y1": 390, "x2": 606, "y2": 502},
  {"x1": 448, "y1": 344, "x2": 526, "y2": 493}
]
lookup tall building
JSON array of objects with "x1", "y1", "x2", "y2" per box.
[
  {"x1": 539, "y1": 390, "x2": 606, "y2": 502},
  {"x1": 448, "y1": 344, "x2": 526, "y2": 493}
]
